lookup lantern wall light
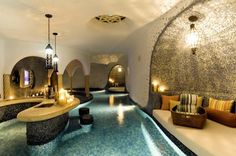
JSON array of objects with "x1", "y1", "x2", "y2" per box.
[{"x1": 185, "y1": 15, "x2": 200, "y2": 55}]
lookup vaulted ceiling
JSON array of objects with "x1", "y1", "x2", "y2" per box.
[{"x1": 0, "y1": 0, "x2": 180, "y2": 53}]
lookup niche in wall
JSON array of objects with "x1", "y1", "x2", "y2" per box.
[
  {"x1": 10, "y1": 56, "x2": 48, "y2": 98},
  {"x1": 150, "y1": 0, "x2": 236, "y2": 100},
  {"x1": 107, "y1": 65, "x2": 126, "y2": 92}
]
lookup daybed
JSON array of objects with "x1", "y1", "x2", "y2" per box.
[{"x1": 153, "y1": 109, "x2": 236, "y2": 156}]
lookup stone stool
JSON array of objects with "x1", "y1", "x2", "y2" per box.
[
  {"x1": 80, "y1": 114, "x2": 93, "y2": 125},
  {"x1": 79, "y1": 107, "x2": 89, "y2": 116}
]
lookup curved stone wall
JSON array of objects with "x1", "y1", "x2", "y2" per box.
[{"x1": 151, "y1": 0, "x2": 236, "y2": 99}]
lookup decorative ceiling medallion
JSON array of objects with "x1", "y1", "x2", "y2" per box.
[{"x1": 95, "y1": 15, "x2": 126, "y2": 23}]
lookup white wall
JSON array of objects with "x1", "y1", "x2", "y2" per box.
[
  {"x1": 3, "y1": 38, "x2": 90, "y2": 75},
  {"x1": 117, "y1": 0, "x2": 201, "y2": 107},
  {"x1": 0, "y1": 37, "x2": 5, "y2": 99}
]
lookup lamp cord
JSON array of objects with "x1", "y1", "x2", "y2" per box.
[
  {"x1": 48, "y1": 18, "x2": 50, "y2": 44},
  {"x1": 54, "y1": 34, "x2": 56, "y2": 54}
]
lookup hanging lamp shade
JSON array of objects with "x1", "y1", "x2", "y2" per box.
[
  {"x1": 53, "y1": 53, "x2": 59, "y2": 62},
  {"x1": 45, "y1": 43, "x2": 53, "y2": 55},
  {"x1": 53, "y1": 32, "x2": 59, "y2": 72},
  {"x1": 45, "y1": 14, "x2": 53, "y2": 69}
]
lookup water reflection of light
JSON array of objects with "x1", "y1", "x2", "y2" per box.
[
  {"x1": 117, "y1": 104, "x2": 124, "y2": 125},
  {"x1": 141, "y1": 123, "x2": 161, "y2": 156},
  {"x1": 117, "y1": 104, "x2": 135, "y2": 125},
  {"x1": 109, "y1": 95, "x2": 114, "y2": 106}
]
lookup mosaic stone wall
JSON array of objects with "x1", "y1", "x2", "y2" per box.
[{"x1": 151, "y1": 0, "x2": 236, "y2": 100}]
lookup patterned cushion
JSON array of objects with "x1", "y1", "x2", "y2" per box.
[
  {"x1": 208, "y1": 98, "x2": 234, "y2": 112},
  {"x1": 161, "y1": 95, "x2": 179, "y2": 110},
  {"x1": 177, "y1": 94, "x2": 198, "y2": 113}
]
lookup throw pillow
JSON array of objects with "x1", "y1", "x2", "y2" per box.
[
  {"x1": 161, "y1": 95, "x2": 179, "y2": 110},
  {"x1": 169, "y1": 100, "x2": 180, "y2": 111},
  {"x1": 208, "y1": 98, "x2": 234, "y2": 112}
]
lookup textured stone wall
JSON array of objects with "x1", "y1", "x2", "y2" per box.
[
  {"x1": 116, "y1": 0, "x2": 200, "y2": 107},
  {"x1": 90, "y1": 63, "x2": 109, "y2": 89},
  {"x1": 151, "y1": 0, "x2": 236, "y2": 100}
]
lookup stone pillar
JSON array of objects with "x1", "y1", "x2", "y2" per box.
[
  {"x1": 3, "y1": 74, "x2": 11, "y2": 99},
  {"x1": 57, "y1": 74, "x2": 63, "y2": 90},
  {"x1": 85, "y1": 75, "x2": 90, "y2": 97}
]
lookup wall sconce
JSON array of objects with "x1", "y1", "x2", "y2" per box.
[
  {"x1": 118, "y1": 67, "x2": 122, "y2": 72},
  {"x1": 152, "y1": 80, "x2": 159, "y2": 92},
  {"x1": 158, "y1": 86, "x2": 166, "y2": 92},
  {"x1": 186, "y1": 15, "x2": 200, "y2": 55}
]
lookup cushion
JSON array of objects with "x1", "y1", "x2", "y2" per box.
[
  {"x1": 161, "y1": 95, "x2": 179, "y2": 110},
  {"x1": 205, "y1": 108, "x2": 236, "y2": 127},
  {"x1": 197, "y1": 96, "x2": 203, "y2": 107},
  {"x1": 177, "y1": 104, "x2": 198, "y2": 113},
  {"x1": 178, "y1": 94, "x2": 198, "y2": 113},
  {"x1": 208, "y1": 98, "x2": 234, "y2": 112},
  {"x1": 180, "y1": 94, "x2": 198, "y2": 105},
  {"x1": 169, "y1": 100, "x2": 180, "y2": 111}
]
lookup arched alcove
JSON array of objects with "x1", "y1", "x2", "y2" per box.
[
  {"x1": 8, "y1": 56, "x2": 48, "y2": 98},
  {"x1": 107, "y1": 64, "x2": 126, "y2": 93},
  {"x1": 63, "y1": 60, "x2": 85, "y2": 92},
  {"x1": 150, "y1": 0, "x2": 236, "y2": 109}
]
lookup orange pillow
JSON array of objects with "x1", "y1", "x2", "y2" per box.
[{"x1": 161, "y1": 95, "x2": 179, "y2": 110}]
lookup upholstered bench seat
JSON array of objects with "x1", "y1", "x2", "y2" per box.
[{"x1": 153, "y1": 109, "x2": 236, "y2": 156}]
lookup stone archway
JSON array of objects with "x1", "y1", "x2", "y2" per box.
[{"x1": 63, "y1": 59, "x2": 89, "y2": 97}]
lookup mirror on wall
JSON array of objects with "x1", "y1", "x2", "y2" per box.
[
  {"x1": 11, "y1": 69, "x2": 34, "y2": 88},
  {"x1": 19, "y1": 69, "x2": 34, "y2": 88}
]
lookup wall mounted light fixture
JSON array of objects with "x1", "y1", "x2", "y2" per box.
[
  {"x1": 45, "y1": 14, "x2": 53, "y2": 69},
  {"x1": 53, "y1": 32, "x2": 59, "y2": 72},
  {"x1": 186, "y1": 15, "x2": 200, "y2": 55}
]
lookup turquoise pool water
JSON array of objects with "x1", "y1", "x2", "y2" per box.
[{"x1": 0, "y1": 92, "x2": 184, "y2": 156}]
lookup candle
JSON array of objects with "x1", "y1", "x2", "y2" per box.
[{"x1": 58, "y1": 88, "x2": 67, "y2": 105}]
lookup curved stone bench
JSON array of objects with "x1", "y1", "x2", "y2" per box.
[{"x1": 0, "y1": 98, "x2": 45, "y2": 123}]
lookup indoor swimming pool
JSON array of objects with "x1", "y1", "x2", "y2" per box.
[{"x1": 0, "y1": 92, "x2": 185, "y2": 156}]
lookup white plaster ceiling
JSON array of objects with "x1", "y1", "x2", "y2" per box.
[{"x1": 0, "y1": 0, "x2": 181, "y2": 53}]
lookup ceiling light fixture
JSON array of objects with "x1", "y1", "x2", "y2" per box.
[
  {"x1": 45, "y1": 14, "x2": 53, "y2": 69},
  {"x1": 186, "y1": 15, "x2": 200, "y2": 55},
  {"x1": 53, "y1": 32, "x2": 59, "y2": 72}
]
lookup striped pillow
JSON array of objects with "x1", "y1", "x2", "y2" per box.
[
  {"x1": 177, "y1": 94, "x2": 198, "y2": 113},
  {"x1": 208, "y1": 98, "x2": 234, "y2": 112}
]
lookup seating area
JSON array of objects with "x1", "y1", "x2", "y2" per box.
[{"x1": 152, "y1": 93, "x2": 236, "y2": 155}]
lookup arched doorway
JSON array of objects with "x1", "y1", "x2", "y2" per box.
[
  {"x1": 63, "y1": 60, "x2": 91, "y2": 102},
  {"x1": 63, "y1": 60, "x2": 84, "y2": 92},
  {"x1": 107, "y1": 65, "x2": 126, "y2": 93}
]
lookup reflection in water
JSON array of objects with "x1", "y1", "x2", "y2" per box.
[
  {"x1": 141, "y1": 123, "x2": 161, "y2": 156},
  {"x1": 117, "y1": 104, "x2": 135, "y2": 126},
  {"x1": 109, "y1": 95, "x2": 114, "y2": 106},
  {"x1": 117, "y1": 104, "x2": 124, "y2": 125}
]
